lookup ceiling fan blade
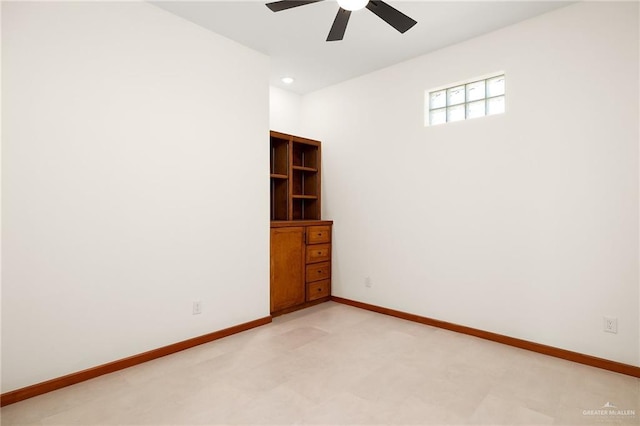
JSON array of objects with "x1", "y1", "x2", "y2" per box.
[
  {"x1": 366, "y1": 0, "x2": 417, "y2": 34},
  {"x1": 266, "y1": 0, "x2": 325, "y2": 12},
  {"x1": 326, "y1": 8, "x2": 351, "y2": 41}
]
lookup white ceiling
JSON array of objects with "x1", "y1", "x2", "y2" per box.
[{"x1": 151, "y1": 0, "x2": 572, "y2": 94}]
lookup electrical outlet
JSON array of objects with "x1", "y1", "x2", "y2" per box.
[
  {"x1": 193, "y1": 301, "x2": 202, "y2": 315},
  {"x1": 365, "y1": 276, "x2": 372, "y2": 288},
  {"x1": 603, "y1": 316, "x2": 617, "y2": 334}
]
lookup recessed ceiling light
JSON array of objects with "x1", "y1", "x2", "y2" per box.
[{"x1": 281, "y1": 77, "x2": 295, "y2": 84}]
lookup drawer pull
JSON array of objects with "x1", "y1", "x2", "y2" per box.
[
  {"x1": 318, "y1": 288, "x2": 322, "y2": 292},
  {"x1": 317, "y1": 251, "x2": 322, "y2": 255}
]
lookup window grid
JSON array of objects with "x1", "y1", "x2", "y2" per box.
[{"x1": 427, "y1": 74, "x2": 505, "y2": 126}]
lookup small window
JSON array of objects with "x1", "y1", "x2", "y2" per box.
[{"x1": 426, "y1": 74, "x2": 505, "y2": 126}]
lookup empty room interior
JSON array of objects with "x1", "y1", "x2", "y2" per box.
[{"x1": 1, "y1": 0, "x2": 639, "y2": 425}]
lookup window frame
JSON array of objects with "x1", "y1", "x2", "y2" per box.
[{"x1": 426, "y1": 73, "x2": 505, "y2": 126}]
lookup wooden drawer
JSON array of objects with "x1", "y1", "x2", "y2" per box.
[
  {"x1": 307, "y1": 279, "x2": 330, "y2": 301},
  {"x1": 306, "y1": 226, "x2": 331, "y2": 244},
  {"x1": 306, "y1": 261, "x2": 330, "y2": 283},
  {"x1": 306, "y1": 243, "x2": 331, "y2": 264}
]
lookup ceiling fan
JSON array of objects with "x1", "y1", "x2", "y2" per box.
[{"x1": 265, "y1": 0, "x2": 417, "y2": 41}]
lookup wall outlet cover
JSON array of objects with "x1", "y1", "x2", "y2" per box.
[{"x1": 603, "y1": 316, "x2": 617, "y2": 334}]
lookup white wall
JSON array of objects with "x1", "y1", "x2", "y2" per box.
[
  {"x1": 2, "y1": 1, "x2": 270, "y2": 392},
  {"x1": 269, "y1": 86, "x2": 303, "y2": 135},
  {"x1": 301, "y1": 1, "x2": 639, "y2": 366}
]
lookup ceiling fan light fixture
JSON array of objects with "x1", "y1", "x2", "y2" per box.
[
  {"x1": 336, "y1": 0, "x2": 368, "y2": 12},
  {"x1": 265, "y1": 0, "x2": 417, "y2": 41}
]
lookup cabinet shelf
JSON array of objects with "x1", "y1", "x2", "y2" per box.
[
  {"x1": 292, "y1": 195, "x2": 318, "y2": 200},
  {"x1": 270, "y1": 134, "x2": 288, "y2": 177},
  {"x1": 270, "y1": 173, "x2": 288, "y2": 179},
  {"x1": 292, "y1": 166, "x2": 317, "y2": 172}
]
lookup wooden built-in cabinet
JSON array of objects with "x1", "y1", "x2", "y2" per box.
[
  {"x1": 270, "y1": 131, "x2": 332, "y2": 316},
  {"x1": 270, "y1": 221, "x2": 332, "y2": 315},
  {"x1": 270, "y1": 131, "x2": 321, "y2": 221}
]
